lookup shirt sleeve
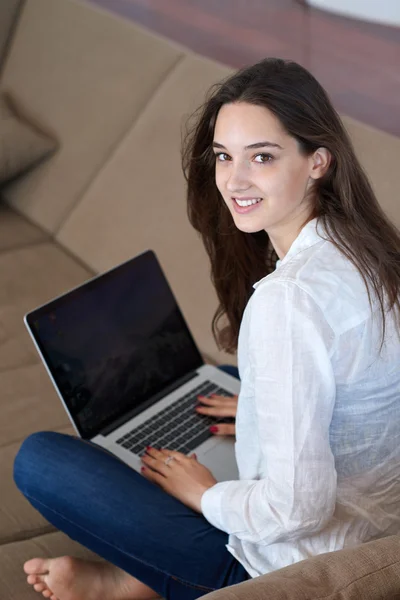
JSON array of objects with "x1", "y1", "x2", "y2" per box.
[{"x1": 201, "y1": 280, "x2": 337, "y2": 545}]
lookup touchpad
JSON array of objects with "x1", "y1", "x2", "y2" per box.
[{"x1": 200, "y1": 438, "x2": 238, "y2": 482}]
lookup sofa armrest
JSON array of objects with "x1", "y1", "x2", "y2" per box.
[{"x1": 201, "y1": 536, "x2": 400, "y2": 600}]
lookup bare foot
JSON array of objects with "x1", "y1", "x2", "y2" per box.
[{"x1": 24, "y1": 556, "x2": 160, "y2": 600}]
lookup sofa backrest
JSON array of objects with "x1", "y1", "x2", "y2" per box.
[
  {"x1": 0, "y1": 0, "x2": 24, "y2": 72},
  {"x1": 56, "y1": 52, "x2": 233, "y2": 364},
  {"x1": 0, "y1": 0, "x2": 234, "y2": 363},
  {"x1": 0, "y1": 0, "x2": 185, "y2": 233}
]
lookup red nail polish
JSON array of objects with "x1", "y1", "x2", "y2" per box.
[
  {"x1": 141, "y1": 467, "x2": 146, "y2": 472},
  {"x1": 146, "y1": 446, "x2": 152, "y2": 451},
  {"x1": 210, "y1": 426, "x2": 219, "y2": 433}
]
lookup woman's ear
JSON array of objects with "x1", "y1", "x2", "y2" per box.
[{"x1": 309, "y1": 147, "x2": 331, "y2": 180}]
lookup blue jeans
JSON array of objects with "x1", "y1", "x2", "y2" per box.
[{"x1": 14, "y1": 365, "x2": 247, "y2": 599}]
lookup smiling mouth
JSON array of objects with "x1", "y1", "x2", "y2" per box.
[{"x1": 233, "y1": 198, "x2": 263, "y2": 207}]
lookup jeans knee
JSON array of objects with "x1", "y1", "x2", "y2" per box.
[{"x1": 13, "y1": 431, "x2": 60, "y2": 493}]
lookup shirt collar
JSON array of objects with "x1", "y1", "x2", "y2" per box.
[{"x1": 253, "y1": 218, "x2": 325, "y2": 289}]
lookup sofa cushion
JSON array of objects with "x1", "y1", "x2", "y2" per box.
[
  {"x1": 0, "y1": 365, "x2": 72, "y2": 448},
  {"x1": 201, "y1": 536, "x2": 400, "y2": 600},
  {"x1": 57, "y1": 53, "x2": 233, "y2": 365},
  {"x1": 0, "y1": 426, "x2": 74, "y2": 545},
  {"x1": 1, "y1": 0, "x2": 184, "y2": 233},
  {"x1": 0, "y1": 204, "x2": 48, "y2": 251},
  {"x1": 0, "y1": 93, "x2": 57, "y2": 186},
  {"x1": 0, "y1": 530, "x2": 99, "y2": 600},
  {"x1": 0, "y1": 242, "x2": 92, "y2": 374}
]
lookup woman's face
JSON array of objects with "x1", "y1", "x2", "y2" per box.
[{"x1": 213, "y1": 102, "x2": 319, "y2": 249}]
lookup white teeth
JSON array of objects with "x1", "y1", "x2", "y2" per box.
[{"x1": 235, "y1": 198, "x2": 262, "y2": 207}]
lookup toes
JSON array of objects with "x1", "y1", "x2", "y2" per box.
[
  {"x1": 42, "y1": 590, "x2": 53, "y2": 598},
  {"x1": 34, "y1": 582, "x2": 47, "y2": 593},
  {"x1": 27, "y1": 574, "x2": 46, "y2": 585},
  {"x1": 24, "y1": 558, "x2": 51, "y2": 575}
]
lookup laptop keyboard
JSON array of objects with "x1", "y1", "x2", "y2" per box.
[{"x1": 115, "y1": 380, "x2": 235, "y2": 457}]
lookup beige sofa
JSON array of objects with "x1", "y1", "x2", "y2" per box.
[{"x1": 1, "y1": 0, "x2": 400, "y2": 598}]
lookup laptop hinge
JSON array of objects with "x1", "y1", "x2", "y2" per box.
[{"x1": 98, "y1": 369, "x2": 200, "y2": 437}]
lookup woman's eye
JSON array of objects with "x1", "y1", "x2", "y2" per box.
[
  {"x1": 254, "y1": 153, "x2": 273, "y2": 163},
  {"x1": 215, "y1": 152, "x2": 230, "y2": 162}
]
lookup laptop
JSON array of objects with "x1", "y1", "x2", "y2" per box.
[{"x1": 24, "y1": 250, "x2": 240, "y2": 481}]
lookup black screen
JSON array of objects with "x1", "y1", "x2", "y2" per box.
[{"x1": 26, "y1": 251, "x2": 203, "y2": 438}]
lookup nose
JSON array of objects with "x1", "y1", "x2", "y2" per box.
[{"x1": 226, "y1": 160, "x2": 251, "y2": 193}]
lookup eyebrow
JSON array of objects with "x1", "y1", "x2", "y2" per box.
[{"x1": 212, "y1": 141, "x2": 283, "y2": 150}]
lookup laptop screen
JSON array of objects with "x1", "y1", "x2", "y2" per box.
[{"x1": 26, "y1": 250, "x2": 204, "y2": 439}]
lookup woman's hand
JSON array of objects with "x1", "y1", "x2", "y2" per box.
[
  {"x1": 196, "y1": 393, "x2": 238, "y2": 436},
  {"x1": 141, "y1": 447, "x2": 217, "y2": 512}
]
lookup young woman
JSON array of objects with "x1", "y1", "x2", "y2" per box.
[{"x1": 14, "y1": 57, "x2": 400, "y2": 600}]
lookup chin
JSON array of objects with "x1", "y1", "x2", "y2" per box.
[{"x1": 233, "y1": 222, "x2": 266, "y2": 234}]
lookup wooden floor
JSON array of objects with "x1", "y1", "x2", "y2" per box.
[{"x1": 88, "y1": 0, "x2": 400, "y2": 137}]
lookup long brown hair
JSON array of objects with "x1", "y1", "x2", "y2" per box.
[{"x1": 182, "y1": 58, "x2": 400, "y2": 354}]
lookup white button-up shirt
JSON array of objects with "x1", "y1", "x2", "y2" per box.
[{"x1": 201, "y1": 218, "x2": 400, "y2": 577}]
